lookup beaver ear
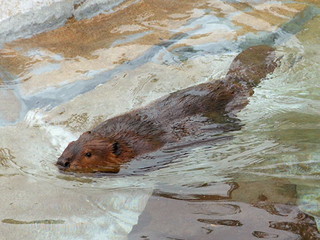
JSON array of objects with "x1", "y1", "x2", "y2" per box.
[{"x1": 112, "y1": 142, "x2": 121, "y2": 156}]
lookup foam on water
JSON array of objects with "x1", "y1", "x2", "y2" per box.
[{"x1": 24, "y1": 109, "x2": 78, "y2": 152}]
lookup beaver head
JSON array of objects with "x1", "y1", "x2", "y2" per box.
[{"x1": 56, "y1": 131, "x2": 134, "y2": 173}]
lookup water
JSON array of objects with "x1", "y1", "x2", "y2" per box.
[
  {"x1": 0, "y1": 0, "x2": 127, "y2": 45},
  {"x1": 1, "y1": 0, "x2": 320, "y2": 239}
]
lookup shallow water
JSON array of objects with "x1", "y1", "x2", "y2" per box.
[{"x1": 1, "y1": 0, "x2": 320, "y2": 239}]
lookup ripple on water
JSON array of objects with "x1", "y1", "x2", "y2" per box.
[{"x1": 1, "y1": 4, "x2": 320, "y2": 239}]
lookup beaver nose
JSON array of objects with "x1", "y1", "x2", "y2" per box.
[{"x1": 56, "y1": 157, "x2": 71, "y2": 169}]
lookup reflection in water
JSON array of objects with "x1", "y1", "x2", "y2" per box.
[
  {"x1": 252, "y1": 231, "x2": 279, "y2": 239},
  {"x1": 130, "y1": 180, "x2": 320, "y2": 240},
  {"x1": 0, "y1": 0, "x2": 320, "y2": 239},
  {"x1": 198, "y1": 218, "x2": 243, "y2": 227},
  {"x1": 0, "y1": 148, "x2": 15, "y2": 167},
  {"x1": 2, "y1": 219, "x2": 65, "y2": 225}
]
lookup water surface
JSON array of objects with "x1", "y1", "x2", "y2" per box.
[{"x1": 0, "y1": 0, "x2": 320, "y2": 239}]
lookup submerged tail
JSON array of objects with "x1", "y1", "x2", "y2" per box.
[
  {"x1": 223, "y1": 45, "x2": 279, "y2": 116},
  {"x1": 226, "y1": 45, "x2": 278, "y2": 87}
]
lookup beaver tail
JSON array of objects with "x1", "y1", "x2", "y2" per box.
[
  {"x1": 225, "y1": 45, "x2": 278, "y2": 88},
  {"x1": 223, "y1": 45, "x2": 279, "y2": 117}
]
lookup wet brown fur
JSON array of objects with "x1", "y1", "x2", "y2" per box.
[{"x1": 57, "y1": 45, "x2": 278, "y2": 173}]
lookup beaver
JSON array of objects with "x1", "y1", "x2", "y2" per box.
[{"x1": 57, "y1": 45, "x2": 278, "y2": 173}]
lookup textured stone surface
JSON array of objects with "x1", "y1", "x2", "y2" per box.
[{"x1": 0, "y1": 0, "x2": 314, "y2": 97}]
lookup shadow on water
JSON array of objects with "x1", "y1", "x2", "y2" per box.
[{"x1": 129, "y1": 179, "x2": 320, "y2": 240}]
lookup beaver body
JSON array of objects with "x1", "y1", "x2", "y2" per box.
[{"x1": 57, "y1": 45, "x2": 278, "y2": 173}]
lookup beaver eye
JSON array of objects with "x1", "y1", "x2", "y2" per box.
[
  {"x1": 85, "y1": 152, "x2": 92, "y2": 157},
  {"x1": 112, "y1": 142, "x2": 121, "y2": 156}
]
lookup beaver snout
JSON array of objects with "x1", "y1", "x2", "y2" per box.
[{"x1": 56, "y1": 156, "x2": 71, "y2": 170}]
